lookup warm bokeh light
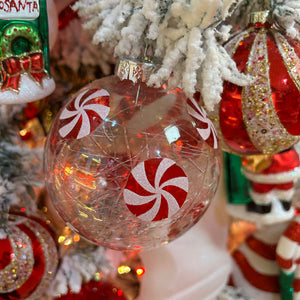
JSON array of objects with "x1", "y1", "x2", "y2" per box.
[
  {"x1": 19, "y1": 129, "x2": 28, "y2": 137},
  {"x1": 118, "y1": 265, "x2": 131, "y2": 275},
  {"x1": 58, "y1": 227, "x2": 81, "y2": 246},
  {"x1": 136, "y1": 267, "x2": 145, "y2": 276},
  {"x1": 58, "y1": 235, "x2": 65, "y2": 243}
]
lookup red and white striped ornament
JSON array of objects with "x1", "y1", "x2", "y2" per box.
[
  {"x1": 187, "y1": 97, "x2": 218, "y2": 149},
  {"x1": 232, "y1": 223, "x2": 289, "y2": 300},
  {"x1": 0, "y1": 213, "x2": 58, "y2": 299},
  {"x1": 242, "y1": 148, "x2": 300, "y2": 207},
  {"x1": 124, "y1": 158, "x2": 189, "y2": 222},
  {"x1": 208, "y1": 11, "x2": 300, "y2": 155},
  {"x1": 276, "y1": 214, "x2": 300, "y2": 299},
  {"x1": 58, "y1": 88, "x2": 110, "y2": 139}
]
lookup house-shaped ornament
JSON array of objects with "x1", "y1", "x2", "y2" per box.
[{"x1": 0, "y1": 0, "x2": 55, "y2": 104}]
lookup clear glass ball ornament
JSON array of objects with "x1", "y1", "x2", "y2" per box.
[{"x1": 44, "y1": 60, "x2": 220, "y2": 251}]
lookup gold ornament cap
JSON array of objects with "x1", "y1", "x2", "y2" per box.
[
  {"x1": 248, "y1": 10, "x2": 271, "y2": 26},
  {"x1": 116, "y1": 59, "x2": 154, "y2": 84}
]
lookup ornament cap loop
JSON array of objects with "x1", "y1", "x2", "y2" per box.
[
  {"x1": 248, "y1": 10, "x2": 271, "y2": 26},
  {"x1": 116, "y1": 59, "x2": 154, "y2": 84}
]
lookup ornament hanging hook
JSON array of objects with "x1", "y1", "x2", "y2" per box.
[{"x1": 142, "y1": 40, "x2": 155, "y2": 64}]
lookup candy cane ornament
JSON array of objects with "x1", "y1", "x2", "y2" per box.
[
  {"x1": 124, "y1": 158, "x2": 189, "y2": 222},
  {"x1": 58, "y1": 89, "x2": 110, "y2": 139},
  {"x1": 276, "y1": 215, "x2": 300, "y2": 300},
  {"x1": 187, "y1": 97, "x2": 218, "y2": 149}
]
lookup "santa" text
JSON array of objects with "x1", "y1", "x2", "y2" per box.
[{"x1": 0, "y1": 0, "x2": 40, "y2": 19}]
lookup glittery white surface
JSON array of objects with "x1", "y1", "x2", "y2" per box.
[
  {"x1": 0, "y1": 75, "x2": 55, "y2": 104},
  {"x1": 242, "y1": 29, "x2": 297, "y2": 153}
]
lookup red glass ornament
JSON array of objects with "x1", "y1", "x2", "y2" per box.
[
  {"x1": 54, "y1": 281, "x2": 126, "y2": 300},
  {"x1": 58, "y1": 0, "x2": 78, "y2": 30},
  {"x1": 24, "y1": 102, "x2": 40, "y2": 120},
  {"x1": 212, "y1": 11, "x2": 300, "y2": 155},
  {"x1": 0, "y1": 214, "x2": 58, "y2": 300}
]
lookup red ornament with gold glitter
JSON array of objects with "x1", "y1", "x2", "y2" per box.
[
  {"x1": 44, "y1": 59, "x2": 220, "y2": 251},
  {"x1": 209, "y1": 10, "x2": 300, "y2": 155},
  {"x1": 0, "y1": 213, "x2": 58, "y2": 299}
]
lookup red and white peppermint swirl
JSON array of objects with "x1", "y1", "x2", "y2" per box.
[
  {"x1": 59, "y1": 89, "x2": 110, "y2": 139},
  {"x1": 187, "y1": 97, "x2": 218, "y2": 149},
  {"x1": 124, "y1": 158, "x2": 188, "y2": 222}
]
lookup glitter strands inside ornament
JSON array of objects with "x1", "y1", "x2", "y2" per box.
[
  {"x1": 209, "y1": 11, "x2": 300, "y2": 155},
  {"x1": 0, "y1": 213, "x2": 58, "y2": 299},
  {"x1": 44, "y1": 64, "x2": 220, "y2": 250}
]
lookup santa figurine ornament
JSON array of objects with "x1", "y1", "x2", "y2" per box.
[
  {"x1": 227, "y1": 147, "x2": 300, "y2": 224},
  {"x1": 242, "y1": 148, "x2": 300, "y2": 215},
  {"x1": 226, "y1": 146, "x2": 300, "y2": 299}
]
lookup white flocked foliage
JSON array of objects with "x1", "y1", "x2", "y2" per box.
[
  {"x1": 73, "y1": 0, "x2": 300, "y2": 110},
  {"x1": 231, "y1": 0, "x2": 300, "y2": 36},
  {"x1": 73, "y1": 0, "x2": 248, "y2": 111},
  {"x1": 47, "y1": 246, "x2": 112, "y2": 297}
]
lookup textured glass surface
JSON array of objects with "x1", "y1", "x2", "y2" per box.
[{"x1": 44, "y1": 76, "x2": 220, "y2": 251}]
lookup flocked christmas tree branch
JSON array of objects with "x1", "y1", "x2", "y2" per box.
[
  {"x1": 0, "y1": 105, "x2": 44, "y2": 238},
  {"x1": 47, "y1": 244, "x2": 112, "y2": 297},
  {"x1": 231, "y1": 0, "x2": 300, "y2": 36},
  {"x1": 0, "y1": 104, "x2": 114, "y2": 298},
  {"x1": 51, "y1": 18, "x2": 116, "y2": 76},
  {"x1": 72, "y1": 0, "x2": 249, "y2": 110},
  {"x1": 73, "y1": 0, "x2": 300, "y2": 111}
]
